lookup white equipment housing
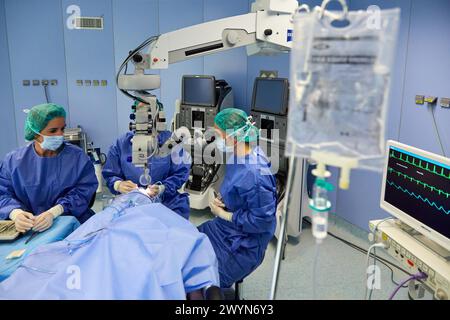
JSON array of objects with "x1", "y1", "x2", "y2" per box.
[
  {"x1": 370, "y1": 219, "x2": 450, "y2": 300},
  {"x1": 118, "y1": 0, "x2": 297, "y2": 87}
]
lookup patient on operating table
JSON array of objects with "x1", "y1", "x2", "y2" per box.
[{"x1": 0, "y1": 189, "x2": 219, "y2": 300}]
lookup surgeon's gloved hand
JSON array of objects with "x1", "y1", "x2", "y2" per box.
[
  {"x1": 209, "y1": 201, "x2": 233, "y2": 222},
  {"x1": 9, "y1": 209, "x2": 35, "y2": 233},
  {"x1": 146, "y1": 184, "x2": 165, "y2": 197},
  {"x1": 114, "y1": 180, "x2": 138, "y2": 194},
  {"x1": 33, "y1": 205, "x2": 64, "y2": 233},
  {"x1": 212, "y1": 197, "x2": 226, "y2": 208},
  {"x1": 33, "y1": 212, "x2": 54, "y2": 232}
]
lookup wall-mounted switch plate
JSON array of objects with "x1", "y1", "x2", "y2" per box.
[
  {"x1": 32, "y1": 80, "x2": 40, "y2": 86},
  {"x1": 23, "y1": 80, "x2": 30, "y2": 86}
]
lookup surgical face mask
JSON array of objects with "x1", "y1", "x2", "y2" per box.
[
  {"x1": 37, "y1": 133, "x2": 64, "y2": 151},
  {"x1": 216, "y1": 137, "x2": 234, "y2": 153}
]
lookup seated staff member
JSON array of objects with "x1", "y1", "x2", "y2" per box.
[
  {"x1": 102, "y1": 103, "x2": 192, "y2": 219},
  {"x1": 198, "y1": 108, "x2": 277, "y2": 288},
  {"x1": 0, "y1": 103, "x2": 98, "y2": 233}
]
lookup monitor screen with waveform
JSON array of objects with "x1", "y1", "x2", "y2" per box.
[{"x1": 384, "y1": 145, "x2": 450, "y2": 240}]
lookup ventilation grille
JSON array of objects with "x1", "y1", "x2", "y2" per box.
[{"x1": 74, "y1": 17, "x2": 103, "y2": 30}]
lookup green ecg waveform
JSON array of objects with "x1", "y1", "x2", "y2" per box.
[
  {"x1": 390, "y1": 151, "x2": 450, "y2": 180},
  {"x1": 388, "y1": 167, "x2": 450, "y2": 199},
  {"x1": 387, "y1": 180, "x2": 450, "y2": 215}
]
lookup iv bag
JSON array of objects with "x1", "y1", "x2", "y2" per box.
[{"x1": 286, "y1": 7, "x2": 400, "y2": 171}]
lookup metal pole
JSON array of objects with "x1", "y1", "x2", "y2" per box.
[{"x1": 269, "y1": 144, "x2": 298, "y2": 300}]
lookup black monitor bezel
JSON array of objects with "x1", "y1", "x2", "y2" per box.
[
  {"x1": 181, "y1": 75, "x2": 216, "y2": 107},
  {"x1": 251, "y1": 77, "x2": 289, "y2": 116}
]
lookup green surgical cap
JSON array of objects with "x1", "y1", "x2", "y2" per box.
[
  {"x1": 214, "y1": 108, "x2": 259, "y2": 143},
  {"x1": 24, "y1": 103, "x2": 66, "y2": 141}
]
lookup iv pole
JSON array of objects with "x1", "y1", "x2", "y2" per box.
[{"x1": 269, "y1": 144, "x2": 297, "y2": 299}]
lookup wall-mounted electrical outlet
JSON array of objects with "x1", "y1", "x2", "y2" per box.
[
  {"x1": 23, "y1": 79, "x2": 57, "y2": 86},
  {"x1": 440, "y1": 98, "x2": 450, "y2": 108},
  {"x1": 415, "y1": 95, "x2": 425, "y2": 105},
  {"x1": 424, "y1": 96, "x2": 437, "y2": 104},
  {"x1": 75, "y1": 79, "x2": 107, "y2": 87}
]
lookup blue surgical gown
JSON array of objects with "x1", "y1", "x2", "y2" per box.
[
  {"x1": 198, "y1": 146, "x2": 277, "y2": 288},
  {"x1": 0, "y1": 191, "x2": 219, "y2": 299},
  {"x1": 102, "y1": 131, "x2": 191, "y2": 219},
  {"x1": 0, "y1": 142, "x2": 98, "y2": 223}
]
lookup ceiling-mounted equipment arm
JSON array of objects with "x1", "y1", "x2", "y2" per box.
[
  {"x1": 116, "y1": 0, "x2": 299, "y2": 170},
  {"x1": 148, "y1": 13, "x2": 258, "y2": 69},
  {"x1": 129, "y1": 0, "x2": 298, "y2": 72},
  {"x1": 119, "y1": 0, "x2": 299, "y2": 91}
]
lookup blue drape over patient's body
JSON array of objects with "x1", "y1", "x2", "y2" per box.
[{"x1": 0, "y1": 191, "x2": 219, "y2": 299}]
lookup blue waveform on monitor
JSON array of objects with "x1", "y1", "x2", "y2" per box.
[{"x1": 387, "y1": 180, "x2": 450, "y2": 215}]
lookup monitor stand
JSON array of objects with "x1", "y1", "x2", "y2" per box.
[{"x1": 399, "y1": 222, "x2": 450, "y2": 261}]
